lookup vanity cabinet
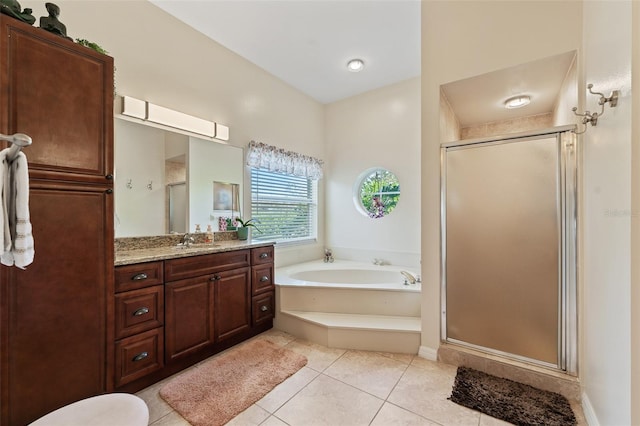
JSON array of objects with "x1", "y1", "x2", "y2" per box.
[
  {"x1": 164, "y1": 250, "x2": 251, "y2": 361},
  {"x1": 215, "y1": 267, "x2": 252, "y2": 341},
  {"x1": 165, "y1": 275, "x2": 215, "y2": 361},
  {"x1": 0, "y1": 16, "x2": 114, "y2": 426},
  {"x1": 113, "y1": 262, "x2": 164, "y2": 387},
  {"x1": 250, "y1": 246, "x2": 275, "y2": 326},
  {"x1": 112, "y1": 245, "x2": 275, "y2": 392}
]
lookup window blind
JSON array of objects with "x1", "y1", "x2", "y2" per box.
[{"x1": 250, "y1": 167, "x2": 317, "y2": 242}]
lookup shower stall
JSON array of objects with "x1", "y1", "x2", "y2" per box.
[{"x1": 441, "y1": 126, "x2": 577, "y2": 373}]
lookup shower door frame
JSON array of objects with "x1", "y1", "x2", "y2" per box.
[{"x1": 440, "y1": 125, "x2": 578, "y2": 374}]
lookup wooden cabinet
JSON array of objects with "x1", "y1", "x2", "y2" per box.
[
  {"x1": 250, "y1": 247, "x2": 275, "y2": 326},
  {"x1": 115, "y1": 328, "x2": 163, "y2": 388},
  {"x1": 165, "y1": 275, "x2": 214, "y2": 362},
  {"x1": 215, "y1": 267, "x2": 251, "y2": 341},
  {"x1": 1, "y1": 16, "x2": 113, "y2": 184},
  {"x1": 115, "y1": 285, "x2": 164, "y2": 339},
  {"x1": 113, "y1": 245, "x2": 274, "y2": 392},
  {"x1": 164, "y1": 251, "x2": 251, "y2": 361},
  {"x1": 253, "y1": 291, "x2": 275, "y2": 327},
  {"x1": 113, "y1": 262, "x2": 164, "y2": 388},
  {"x1": 0, "y1": 16, "x2": 114, "y2": 426}
]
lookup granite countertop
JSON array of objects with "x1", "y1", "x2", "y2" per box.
[{"x1": 115, "y1": 233, "x2": 275, "y2": 266}]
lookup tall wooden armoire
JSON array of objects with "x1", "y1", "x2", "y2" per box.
[{"x1": 0, "y1": 15, "x2": 114, "y2": 425}]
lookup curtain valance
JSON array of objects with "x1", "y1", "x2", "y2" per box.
[{"x1": 246, "y1": 140, "x2": 323, "y2": 180}]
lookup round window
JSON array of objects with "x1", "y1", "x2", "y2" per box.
[{"x1": 354, "y1": 168, "x2": 400, "y2": 218}]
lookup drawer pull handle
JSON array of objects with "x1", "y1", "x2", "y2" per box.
[
  {"x1": 260, "y1": 275, "x2": 269, "y2": 282},
  {"x1": 132, "y1": 273, "x2": 148, "y2": 281},
  {"x1": 259, "y1": 253, "x2": 269, "y2": 259},
  {"x1": 133, "y1": 307, "x2": 149, "y2": 316},
  {"x1": 132, "y1": 352, "x2": 148, "y2": 362},
  {"x1": 260, "y1": 305, "x2": 269, "y2": 312},
  {"x1": 210, "y1": 275, "x2": 221, "y2": 281}
]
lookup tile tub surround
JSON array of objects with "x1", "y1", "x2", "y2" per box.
[
  {"x1": 114, "y1": 234, "x2": 275, "y2": 266},
  {"x1": 137, "y1": 329, "x2": 588, "y2": 426}
]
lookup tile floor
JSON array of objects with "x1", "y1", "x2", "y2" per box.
[{"x1": 137, "y1": 329, "x2": 587, "y2": 426}]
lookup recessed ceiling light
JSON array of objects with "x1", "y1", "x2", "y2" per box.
[
  {"x1": 347, "y1": 59, "x2": 365, "y2": 72},
  {"x1": 504, "y1": 95, "x2": 531, "y2": 109}
]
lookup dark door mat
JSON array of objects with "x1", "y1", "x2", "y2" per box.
[{"x1": 449, "y1": 366, "x2": 577, "y2": 426}]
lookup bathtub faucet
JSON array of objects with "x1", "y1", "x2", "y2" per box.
[
  {"x1": 324, "y1": 248, "x2": 334, "y2": 263},
  {"x1": 401, "y1": 271, "x2": 417, "y2": 285},
  {"x1": 373, "y1": 258, "x2": 386, "y2": 266}
]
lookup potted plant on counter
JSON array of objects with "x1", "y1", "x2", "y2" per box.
[{"x1": 235, "y1": 217, "x2": 260, "y2": 240}]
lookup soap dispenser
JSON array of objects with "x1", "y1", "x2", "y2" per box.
[{"x1": 205, "y1": 224, "x2": 213, "y2": 244}]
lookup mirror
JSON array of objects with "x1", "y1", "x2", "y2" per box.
[
  {"x1": 114, "y1": 118, "x2": 244, "y2": 237},
  {"x1": 354, "y1": 167, "x2": 401, "y2": 219}
]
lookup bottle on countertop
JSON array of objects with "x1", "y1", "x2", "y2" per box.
[
  {"x1": 195, "y1": 224, "x2": 201, "y2": 233},
  {"x1": 205, "y1": 225, "x2": 213, "y2": 244}
]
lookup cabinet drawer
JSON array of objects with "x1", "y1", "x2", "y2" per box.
[
  {"x1": 252, "y1": 292, "x2": 275, "y2": 326},
  {"x1": 251, "y1": 246, "x2": 274, "y2": 265},
  {"x1": 115, "y1": 262, "x2": 164, "y2": 292},
  {"x1": 115, "y1": 285, "x2": 164, "y2": 340},
  {"x1": 252, "y1": 264, "x2": 274, "y2": 295},
  {"x1": 165, "y1": 250, "x2": 250, "y2": 282},
  {"x1": 115, "y1": 328, "x2": 164, "y2": 387}
]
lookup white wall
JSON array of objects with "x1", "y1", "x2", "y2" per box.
[
  {"x1": 114, "y1": 119, "x2": 165, "y2": 236},
  {"x1": 325, "y1": 77, "x2": 421, "y2": 268},
  {"x1": 581, "y1": 2, "x2": 633, "y2": 424},
  {"x1": 188, "y1": 138, "x2": 244, "y2": 232},
  {"x1": 38, "y1": 0, "x2": 326, "y2": 264},
  {"x1": 553, "y1": 54, "x2": 578, "y2": 126}
]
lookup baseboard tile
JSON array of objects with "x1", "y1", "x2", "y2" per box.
[
  {"x1": 418, "y1": 345, "x2": 437, "y2": 361},
  {"x1": 581, "y1": 392, "x2": 599, "y2": 426}
]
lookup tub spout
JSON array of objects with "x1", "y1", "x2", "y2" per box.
[{"x1": 401, "y1": 270, "x2": 417, "y2": 285}]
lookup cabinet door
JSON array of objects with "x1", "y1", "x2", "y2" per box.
[
  {"x1": 165, "y1": 276, "x2": 214, "y2": 362},
  {"x1": 0, "y1": 16, "x2": 113, "y2": 185},
  {"x1": 0, "y1": 182, "x2": 113, "y2": 425},
  {"x1": 215, "y1": 267, "x2": 251, "y2": 342}
]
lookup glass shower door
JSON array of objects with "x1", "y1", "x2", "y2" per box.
[{"x1": 442, "y1": 130, "x2": 576, "y2": 370}]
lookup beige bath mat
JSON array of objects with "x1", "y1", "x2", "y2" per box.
[{"x1": 160, "y1": 339, "x2": 307, "y2": 426}]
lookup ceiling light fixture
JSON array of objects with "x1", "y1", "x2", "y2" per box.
[
  {"x1": 504, "y1": 95, "x2": 531, "y2": 109},
  {"x1": 347, "y1": 59, "x2": 365, "y2": 72}
]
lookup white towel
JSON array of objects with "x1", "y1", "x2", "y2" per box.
[
  {"x1": 1, "y1": 150, "x2": 34, "y2": 269},
  {"x1": 0, "y1": 149, "x2": 10, "y2": 256}
]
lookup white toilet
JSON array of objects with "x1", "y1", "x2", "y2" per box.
[{"x1": 29, "y1": 393, "x2": 149, "y2": 426}]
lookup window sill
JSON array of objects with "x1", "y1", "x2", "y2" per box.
[{"x1": 254, "y1": 237, "x2": 317, "y2": 248}]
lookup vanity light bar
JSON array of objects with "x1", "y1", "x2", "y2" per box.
[
  {"x1": 121, "y1": 96, "x2": 229, "y2": 141},
  {"x1": 122, "y1": 96, "x2": 146, "y2": 119},
  {"x1": 147, "y1": 103, "x2": 215, "y2": 137},
  {"x1": 215, "y1": 123, "x2": 229, "y2": 141}
]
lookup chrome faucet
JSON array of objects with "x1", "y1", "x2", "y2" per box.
[
  {"x1": 401, "y1": 270, "x2": 417, "y2": 285},
  {"x1": 181, "y1": 233, "x2": 195, "y2": 247},
  {"x1": 373, "y1": 258, "x2": 386, "y2": 266},
  {"x1": 324, "y1": 248, "x2": 334, "y2": 263}
]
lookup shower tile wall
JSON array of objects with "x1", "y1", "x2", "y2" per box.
[
  {"x1": 165, "y1": 160, "x2": 186, "y2": 184},
  {"x1": 439, "y1": 89, "x2": 462, "y2": 142},
  {"x1": 460, "y1": 112, "x2": 554, "y2": 140}
]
